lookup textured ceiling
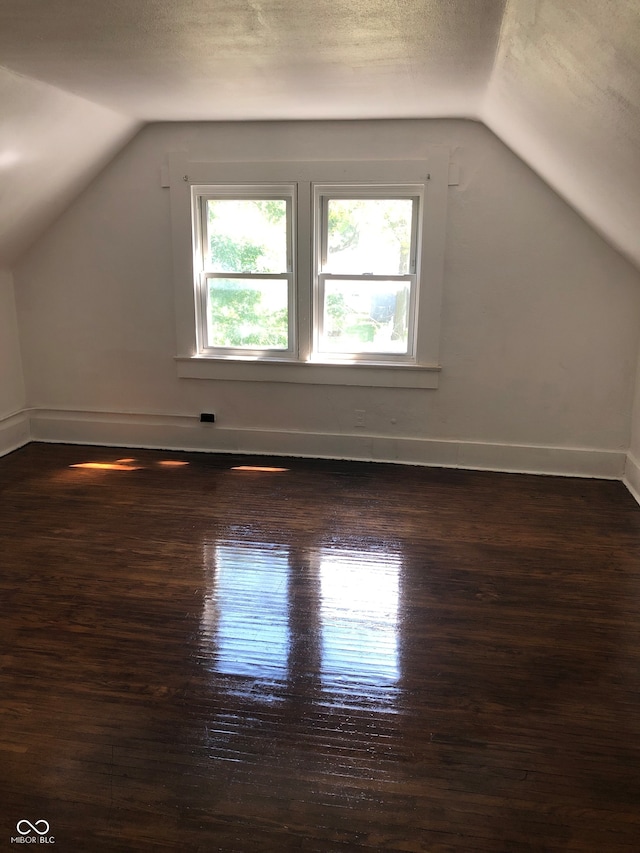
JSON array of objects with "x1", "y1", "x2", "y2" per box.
[
  {"x1": 0, "y1": 0, "x2": 504, "y2": 119},
  {"x1": 0, "y1": 0, "x2": 638, "y2": 270},
  {"x1": 485, "y1": 0, "x2": 640, "y2": 274}
]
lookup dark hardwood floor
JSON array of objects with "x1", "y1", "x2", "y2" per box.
[{"x1": 1, "y1": 442, "x2": 640, "y2": 851}]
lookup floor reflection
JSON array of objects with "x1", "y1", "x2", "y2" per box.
[
  {"x1": 200, "y1": 536, "x2": 401, "y2": 702},
  {"x1": 202, "y1": 541, "x2": 290, "y2": 681},
  {"x1": 318, "y1": 547, "x2": 400, "y2": 690}
]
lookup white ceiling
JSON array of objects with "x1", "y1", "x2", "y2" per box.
[
  {"x1": 0, "y1": 0, "x2": 504, "y2": 120},
  {"x1": 0, "y1": 0, "x2": 639, "y2": 270}
]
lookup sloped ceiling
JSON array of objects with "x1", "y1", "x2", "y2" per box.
[
  {"x1": 0, "y1": 0, "x2": 638, "y2": 270},
  {"x1": 485, "y1": 0, "x2": 640, "y2": 274},
  {"x1": 0, "y1": 67, "x2": 139, "y2": 265}
]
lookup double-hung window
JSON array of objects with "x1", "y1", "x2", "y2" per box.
[
  {"x1": 314, "y1": 186, "x2": 421, "y2": 362},
  {"x1": 170, "y1": 156, "x2": 448, "y2": 387},
  {"x1": 193, "y1": 185, "x2": 296, "y2": 358}
]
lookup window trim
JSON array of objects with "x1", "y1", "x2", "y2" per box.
[{"x1": 169, "y1": 155, "x2": 449, "y2": 388}]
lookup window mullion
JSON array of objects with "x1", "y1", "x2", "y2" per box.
[{"x1": 290, "y1": 181, "x2": 310, "y2": 361}]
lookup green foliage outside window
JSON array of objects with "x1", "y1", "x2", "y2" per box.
[
  {"x1": 207, "y1": 199, "x2": 287, "y2": 273},
  {"x1": 209, "y1": 284, "x2": 288, "y2": 349},
  {"x1": 209, "y1": 235, "x2": 265, "y2": 274},
  {"x1": 206, "y1": 199, "x2": 289, "y2": 348}
]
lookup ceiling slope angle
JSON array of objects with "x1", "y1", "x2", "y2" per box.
[
  {"x1": 0, "y1": 66, "x2": 139, "y2": 267},
  {"x1": 0, "y1": 0, "x2": 504, "y2": 120},
  {"x1": 483, "y1": 0, "x2": 640, "y2": 271}
]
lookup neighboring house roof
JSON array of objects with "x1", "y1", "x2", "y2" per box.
[{"x1": 0, "y1": 0, "x2": 638, "y2": 269}]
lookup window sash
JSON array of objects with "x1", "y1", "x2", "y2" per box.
[
  {"x1": 315, "y1": 273, "x2": 417, "y2": 360},
  {"x1": 199, "y1": 195, "x2": 294, "y2": 275},
  {"x1": 317, "y1": 189, "x2": 421, "y2": 275},
  {"x1": 198, "y1": 272, "x2": 296, "y2": 358}
]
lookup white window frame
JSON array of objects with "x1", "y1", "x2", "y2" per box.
[
  {"x1": 313, "y1": 184, "x2": 423, "y2": 364},
  {"x1": 169, "y1": 155, "x2": 449, "y2": 388},
  {"x1": 192, "y1": 184, "x2": 297, "y2": 360}
]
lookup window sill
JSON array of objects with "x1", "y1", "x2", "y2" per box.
[{"x1": 175, "y1": 357, "x2": 440, "y2": 388}]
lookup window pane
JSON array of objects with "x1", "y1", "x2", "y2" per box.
[
  {"x1": 320, "y1": 279, "x2": 410, "y2": 354},
  {"x1": 206, "y1": 199, "x2": 288, "y2": 273},
  {"x1": 207, "y1": 278, "x2": 289, "y2": 349},
  {"x1": 326, "y1": 198, "x2": 413, "y2": 275}
]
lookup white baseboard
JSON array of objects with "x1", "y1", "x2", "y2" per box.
[
  {"x1": 26, "y1": 407, "x2": 625, "y2": 480},
  {"x1": 623, "y1": 453, "x2": 640, "y2": 505},
  {"x1": 0, "y1": 409, "x2": 30, "y2": 457}
]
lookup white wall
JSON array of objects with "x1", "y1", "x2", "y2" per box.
[
  {"x1": 624, "y1": 351, "x2": 640, "y2": 499},
  {"x1": 0, "y1": 268, "x2": 28, "y2": 453},
  {"x1": 13, "y1": 119, "x2": 640, "y2": 476}
]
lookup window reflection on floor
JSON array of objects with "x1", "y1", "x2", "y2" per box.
[
  {"x1": 202, "y1": 541, "x2": 290, "y2": 681},
  {"x1": 200, "y1": 538, "x2": 401, "y2": 697},
  {"x1": 318, "y1": 547, "x2": 400, "y2": 689}
]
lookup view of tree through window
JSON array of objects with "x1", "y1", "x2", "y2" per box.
[
  {"x1": 205, "y1": 199, "x2": 289, "y2": 349},
  {"x1": 326, "y1": 198, "x2": 413, "y2": 275},
  {"x1": 320, "y1": 197, "x2": 415, "y2": 355}
]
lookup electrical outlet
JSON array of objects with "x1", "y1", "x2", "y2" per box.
[{"x1": 354, "y1": 409, "x2": 366, "y2": 428}]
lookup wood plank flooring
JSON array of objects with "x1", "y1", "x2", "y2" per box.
[{"x1": 1, "y1": 442, "x2": 640, "y2": 851}]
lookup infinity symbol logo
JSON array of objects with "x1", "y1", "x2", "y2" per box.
[{"x1": 16, "y1": 820, "x2": 50, "y2": 836}]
